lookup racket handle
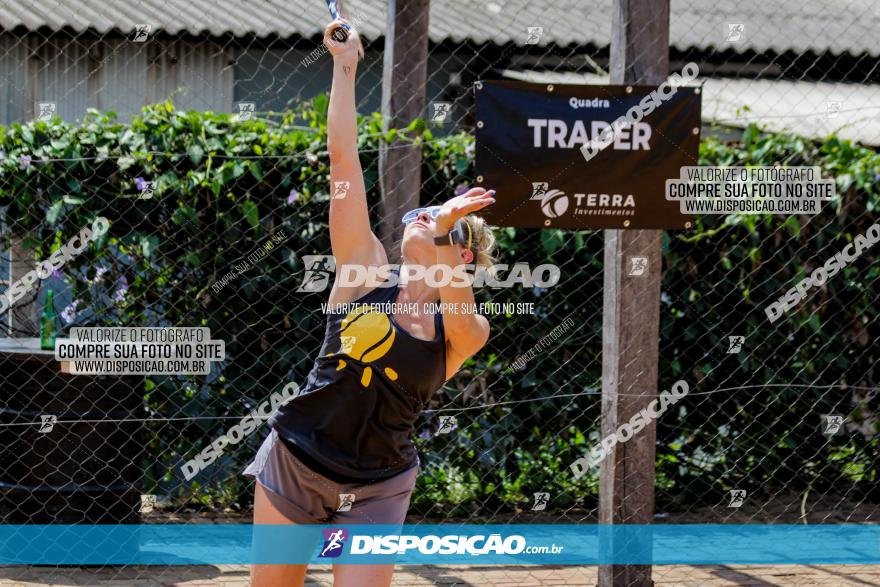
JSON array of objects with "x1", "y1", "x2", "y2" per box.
[{"x1": 330, "y1": 26, "x2": 349, "y2": 43}]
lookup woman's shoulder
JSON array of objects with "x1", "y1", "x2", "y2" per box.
[{"x1": 327, "y1": 279, "x2": 397, "y2": 307}]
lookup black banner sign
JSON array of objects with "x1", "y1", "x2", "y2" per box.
[{"x1": 474, "y1": 80, "x2": 701, "y2": 229}]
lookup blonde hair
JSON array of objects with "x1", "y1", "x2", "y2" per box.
[{"x1": 460, "y1": 215, "x2": 496, "y2": 269}]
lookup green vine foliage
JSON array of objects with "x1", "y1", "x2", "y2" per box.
[{"x1": 0, "y1": 101, "x2": 877, "y2": 515}]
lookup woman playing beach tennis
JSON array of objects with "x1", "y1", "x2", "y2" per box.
[{"x1": 244, "y1": 17, "x2": 497, "y2": 587}]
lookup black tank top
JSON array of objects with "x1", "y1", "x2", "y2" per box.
[{"x1": 269, "y1": 279, "x2": 447, "y2": 483}]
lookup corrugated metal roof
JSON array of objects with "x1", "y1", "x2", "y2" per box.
[
  {"x1": 502, "y1": 69, "x2": 880, "y2": 146},
  {"x1": 0, "y1": 0, "x2": 877, "y2": 57}
]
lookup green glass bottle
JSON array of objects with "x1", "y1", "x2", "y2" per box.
[{"x1": 40, "y1": 289, "x2": 57, "y2": 350}]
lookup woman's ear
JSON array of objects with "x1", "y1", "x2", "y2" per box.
[{"x1": 460, "y1": 247, "x2": 475, "y2": 265}]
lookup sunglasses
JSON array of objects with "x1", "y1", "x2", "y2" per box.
[{"x1": 401, "y1": 206, "x2": 442, "y2": 225}]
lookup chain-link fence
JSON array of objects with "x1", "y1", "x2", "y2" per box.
[{"x1": 0, "y1": 0, "x2": 878, "y2": 585}]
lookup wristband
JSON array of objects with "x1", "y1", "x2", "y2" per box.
[{"x1": 433, "y1": 219, "x2": 473, "y2": 249}]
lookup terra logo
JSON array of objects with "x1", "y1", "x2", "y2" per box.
[
  {"x1": 540, "y1": 190, "x2": 569, "y2": 218},
  {"x1": 319, "y1": 528, "x2": 348, "y2": 558},
  {"x1": 530, "y1": 183, "x2": 568, "y2": 219},
  {"x1": 530, "y1": 181, "x2": 636, "y2": 223}
]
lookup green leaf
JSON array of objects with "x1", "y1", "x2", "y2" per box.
[
  {"x1": 92, "y1": 224, "x2": 109, "y2": 250},
  {"x1": 241, "y1": 200, "x2": 260, "y2": 231},
  {"x1": 66, "y1": 178, "x2": 82, "y2": 194},
  {"x1": 188, "y1": 144, "x2": 204, "y2": 165},
  {"x1": 117, "y1": 156, "x2": 136, "y2": 170},
  {"x1": 406, "y1": 118, "x2": 426, "y2": 134},
  {"x1": 172, "y1": 206, "x2": 197, "y2": 226},
  {"x1": 180, "y1": 251, "x2": 201, "y2": 266},
  {"x1": 140, "y1": 235, "x2": 159, "y2": 259},
  {"x1": 46, "y1": 200, "x2": 64, "y2": 224},
  {"x1": 248, "y1": 160, "x2": 263, "y2": 181}
]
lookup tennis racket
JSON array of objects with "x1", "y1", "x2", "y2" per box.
[{"x1": 326, "y1": 0, "x2": 350, "y2": 43}]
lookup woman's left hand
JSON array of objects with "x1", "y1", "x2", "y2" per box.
[{"x1": 435, "y1": 188, "x2": 495, "y2": 232}]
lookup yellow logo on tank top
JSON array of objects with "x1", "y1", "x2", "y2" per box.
[{"x1": 326, "y1": 308, "x2": 399, "y2": 387}]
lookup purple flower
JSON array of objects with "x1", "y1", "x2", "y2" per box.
[
  {"x1": 287, "y1": 189, "x2": 300, "y2": 205},
  {"x1": 50, "y1": 269, "x2": 63, "y2": 280},
  {"x1": 464, "y1": 141, "x2": 475, "y2": 159},
  {"x1": 19, "y1": 155, "x2": 32, "y2": 170},
  {"x1": 113, "y1": 276, "x2": 129, "y2": 303},
  {"x1": 61, "y1": 300, "x2": 79, "y2": 324},
  {"x1": 134, "y1": 177, "x2": 148, "y2": 192},
  {"x1": 874, "y1": 167, "x2": 880, "y2": 182},
  {"x1": 454, "y1": 184, "x2": 469, "y2": 196},
  {"x1": 93, "y1": 266, "x2": 108, "y2": 283}
]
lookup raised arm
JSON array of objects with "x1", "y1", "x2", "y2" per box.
[
  {"x1": 323, "y1": 19, "x2": 387, "y2": 301},
  {"x1": 434, "y1": 189, "x2": 496, "y2": 373}
]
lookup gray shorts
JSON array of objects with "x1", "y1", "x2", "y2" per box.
[{"x1": 243, "y1": 429, "x2": 419, "y2": 524}]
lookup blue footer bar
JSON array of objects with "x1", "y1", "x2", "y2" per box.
[{"x1": 1, "y1": 524, "x2": 878, "y2": 565}]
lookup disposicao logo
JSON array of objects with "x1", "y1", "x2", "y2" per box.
[{"x1": 319, "y1": 528, "x2": 348, "y2": 558}]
